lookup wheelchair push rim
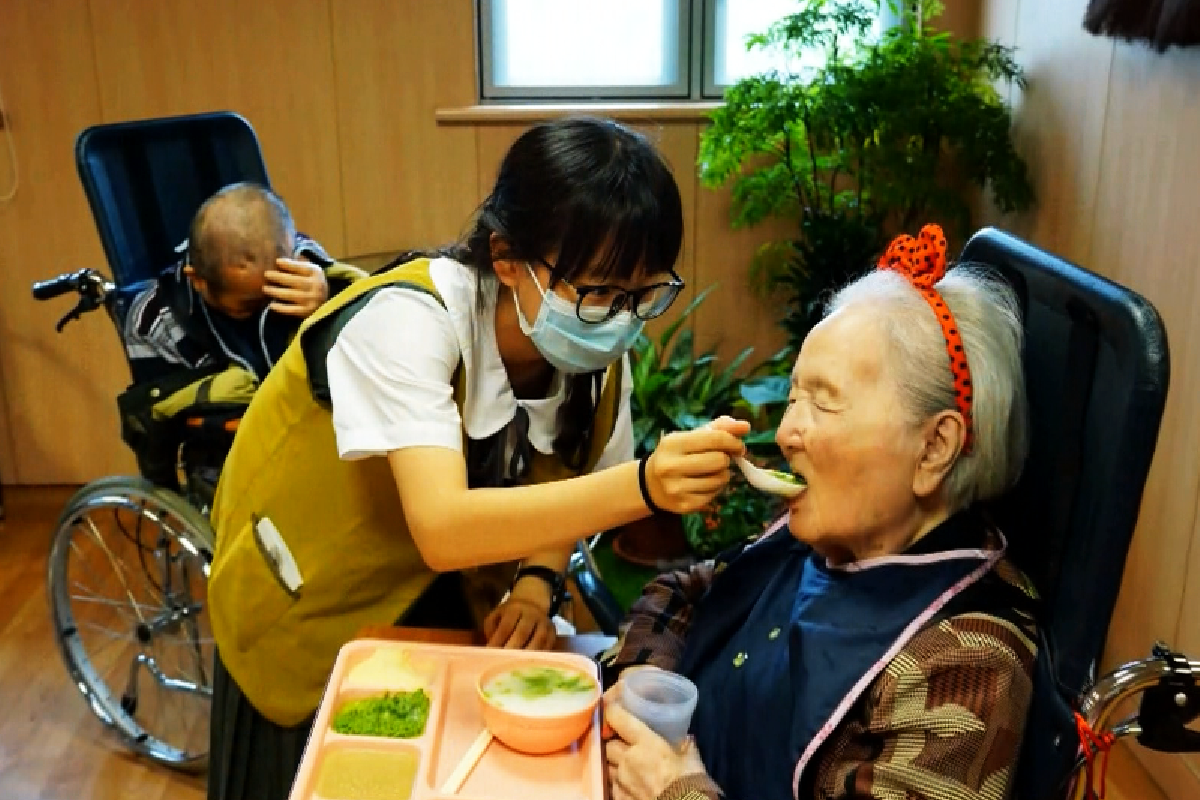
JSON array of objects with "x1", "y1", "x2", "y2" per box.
[{"x1": 47, "y1": 476, "x2": 215, "y2": 772}]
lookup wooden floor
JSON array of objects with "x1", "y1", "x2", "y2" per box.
[
  {"x1": 0, "y1": 486, "x2": 1175, "y2": 799},
  {"x1": 0, "y1": 487, "x2": 205, "y2": 800}
]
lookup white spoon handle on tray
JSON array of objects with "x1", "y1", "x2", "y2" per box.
[
  {"x1": 441, "y1": 728, "x2": 493, "y2": 794},
  {"x1": 735, "y1": 456, "x2": 806, "y2": 498}
]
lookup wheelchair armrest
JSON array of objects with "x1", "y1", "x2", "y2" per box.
[
  {"x1": 568, "y1": 537, "x2": 626, "y2": 637},
  {"x1": 570, "y1": 564, "x2": 624, "y2": 637},
  {"x1": 1080, "y1": 642, "x2": 1200, "y2": 755},
  {"x1": 1135, "y1": 643, "x2": 1200, "y2": 754}
]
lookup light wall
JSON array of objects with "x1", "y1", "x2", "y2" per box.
[{"x1": 981, "y1": 0, "x2": 1200, "y2": 795}]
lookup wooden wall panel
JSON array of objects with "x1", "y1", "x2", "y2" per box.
[
  {"x1": 474, "y1": 126, "x2": 521, "y2": 205},
  {"x1": 88, "y1": 0, "x2": 347, "y2": 256},
  {"x1": 1090, "y1": 39, "x2": 1200, "y2": 666},
  {"x1": 977, "y1": 0, "x2": 1021, "y2": 226},
  {"x1": 983, "y1": 0, "x2": 1200, "y2": 795},
  {"x1": 935, "y1": 1, "x2": 981, "y2": 39},
  {"x1": 1093, "y1": 41, "x2": 1200, "y2": 799},
  {"x1": 1008, "y1": 0, "x2": 1114, "y2": 264},
  {"x1": 691, "y1": 181, "x2": 791, "y2": 369},
  {"x1": 0, "y1": 0, "x2": 131, "y2": 484},
  {"x1": 636, "y1": 122, "x2": 700, "y2": 346},
  {"x1": 0, "y1": 72, "x2": 19, "y2": 484},
  {"x1": 331, "y1": 0, "x2": 479, "y2": 257},
  {"x1": 980, "y1": 0, "x2": 1020, "y2": 107}
]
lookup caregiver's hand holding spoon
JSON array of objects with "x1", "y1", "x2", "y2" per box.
[{"x1": 642, "y1": 416, "x2": 750, "y2": 515}]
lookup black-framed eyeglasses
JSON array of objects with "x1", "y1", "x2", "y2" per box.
[{"x1": 536, "y1": 259, "x2": 686, "y2": 324}]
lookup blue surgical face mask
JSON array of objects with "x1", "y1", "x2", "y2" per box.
[{"x1": 512, "y1": 263, "x2": 644, "y2": 374}]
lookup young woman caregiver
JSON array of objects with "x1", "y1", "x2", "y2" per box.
[{"x1": 204, "y1": 116, "x2": 750, "y2": 800}]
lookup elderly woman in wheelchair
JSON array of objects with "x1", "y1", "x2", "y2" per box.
[{"x1": 601, "y1": 226, "x2": 1040, "y2": 800}]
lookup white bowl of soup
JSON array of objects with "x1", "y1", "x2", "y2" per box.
[{"x1": 476, "y1": 659, "x2": 600, "y2": 754}]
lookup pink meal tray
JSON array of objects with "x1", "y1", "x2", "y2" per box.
[{"x1": 287, "y1": 639, "x2": 605, "y2": 800}]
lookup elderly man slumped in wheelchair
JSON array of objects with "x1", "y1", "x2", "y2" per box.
[
  {"x1": 123, "y1": 181, "x2": 361, "y2": 382},
  {"x1": 602, "y1": 225, "x2": 1039, "y2": 800},
  {"x1": 117, "y1": 182, "x2": 364, "y2": 490}
]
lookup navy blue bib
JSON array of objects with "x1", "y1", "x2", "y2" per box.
[{"x1": 678, "y1": 514, "x2": 1000, "y2": 800}]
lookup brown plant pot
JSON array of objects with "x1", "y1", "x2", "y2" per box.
[{"x1": 611, "y1": 511, "x2": 694, "y2": 569}]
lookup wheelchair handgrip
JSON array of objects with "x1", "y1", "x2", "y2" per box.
[{"x1": 31, "y1": 273, "x2": 79, "y2": 300}]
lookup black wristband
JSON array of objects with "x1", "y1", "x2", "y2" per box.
[
  {"x1": 638, "y1": 454, "x2": 663, "y2": 515},
  {"x1": 512, "y1": 565, "x2": 566, "y2": 618}
]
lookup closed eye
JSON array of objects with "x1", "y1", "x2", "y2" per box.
[{"x1": 790, "y1": 390, "x2": 834, "y2": 412}]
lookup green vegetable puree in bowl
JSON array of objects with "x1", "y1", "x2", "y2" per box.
[{"x1": 482, "y1": 667, "x2": 594, "y2": 700}]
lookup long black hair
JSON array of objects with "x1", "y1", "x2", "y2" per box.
[{"x1": 400, "y1": 117, "x2": 684, "y2": 474}]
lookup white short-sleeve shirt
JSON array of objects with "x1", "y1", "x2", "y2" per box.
[{"x1": 325, "y1": 257, "x2": 634, "y2": 475}]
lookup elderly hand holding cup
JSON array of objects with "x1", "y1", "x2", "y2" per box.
[{"x1": 603, "y1": 666, "x2": 706, "y2": 800}]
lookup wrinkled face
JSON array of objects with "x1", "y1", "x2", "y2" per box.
[
  {"x1": 191, "y1": 262, "x2": 269, "y2": 321},
  {"x1": 775, "y1": 305, "x2": 928, "y2": 561}
]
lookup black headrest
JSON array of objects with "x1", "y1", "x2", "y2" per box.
[
  {"x1": 76, "y1": 111, "x2": 271, "y2": 287},
  {"x1": 961, "y1": 227, "x2": 1169, "y2": 693}
]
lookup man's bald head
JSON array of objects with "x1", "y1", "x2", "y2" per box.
[
  {"x1": 187, "y1": 182, "x2": 296, "y2": 289},
  {"x1": 184, "y1": 183, "x2": 296, "y2": 319}
]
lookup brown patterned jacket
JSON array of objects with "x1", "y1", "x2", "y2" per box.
[{"x1": 600, "y1": 529, "x2": 1039, "y2": 800}]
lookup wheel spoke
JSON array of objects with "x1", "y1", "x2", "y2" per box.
[{"x1": 49, "y1": 483, "x2": 215, "y2": 770}]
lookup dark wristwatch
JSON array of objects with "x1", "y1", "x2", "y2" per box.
[{"x1": 512, "y1": 565, "x2": 567, "y2": 618}]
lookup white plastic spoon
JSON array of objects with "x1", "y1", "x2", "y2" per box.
[
  {"x1": 441, "y1": 728, "x2": 493, "y2": 794},
  {"x1": 735, "y1": 456, "x2": 806, "y2": 498}
]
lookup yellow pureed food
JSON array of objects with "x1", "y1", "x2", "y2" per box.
[
  {"x1": 315, "y1": 748, "x2": 418, "y2": 800},
  {"x1": 345, "y1": 648, "x2": 435, "y2": 691}
]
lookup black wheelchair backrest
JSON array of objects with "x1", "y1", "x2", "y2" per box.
[
  {"x1": 961, "y1": 228, "x2": 1170, "y2": 696},
  {"x1": 76, "y1": 111, "x2": 271, "y2": 288}
]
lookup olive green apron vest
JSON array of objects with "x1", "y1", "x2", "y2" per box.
[{"x1": 207, "y1": 259, "x2": 621, "y2": 726}]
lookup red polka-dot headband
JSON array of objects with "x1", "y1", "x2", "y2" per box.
[{"x1": 877, "y1": 223, "x2": 974, "y2": 453}]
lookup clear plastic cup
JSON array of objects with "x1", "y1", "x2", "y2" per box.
[{"x1": 619, "y1": 670, "x2": 698, "y2": 747}]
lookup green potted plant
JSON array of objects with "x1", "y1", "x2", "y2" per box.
[
  {"x1": 615, "y1": 287, "x2": 795, "y2": 564},
  {"x1": 698, "y1": 0, "x2": 1035, "y2": 352},
  {"x1": 629, "y1": 286, "x2": 755, "y2": 458},
  {"x1": 614, "y1": 286, "x2": 748, "y2": 566},
  {"x1": 678, "y1": 352, "x2": 797, "y2": 559}
]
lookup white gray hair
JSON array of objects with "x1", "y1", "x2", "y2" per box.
[{"x1": 826, "y1": 264, "x2": 1028, "y2": 511}]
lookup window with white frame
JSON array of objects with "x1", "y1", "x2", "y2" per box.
[{"x1": 477, "y1": 0, "x2": 886, "y2": 101}]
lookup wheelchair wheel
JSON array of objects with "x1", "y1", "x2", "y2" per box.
[{"x1": 47, "y1": 476, "x2": 215, "y2": 772}]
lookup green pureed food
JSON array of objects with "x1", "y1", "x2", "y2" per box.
[
  {"x1": 483, "y1": 667, "x2": 593, "y2": 700},
  {"x1": 481, "y1": 666, "x2": 597, "y2": 717},
  {"x1": 332, "y1": 689, "x2": 431, "y2": 738},
  {"x1": 764, "y1": 469, "x2": 803, "y2": 485}
]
